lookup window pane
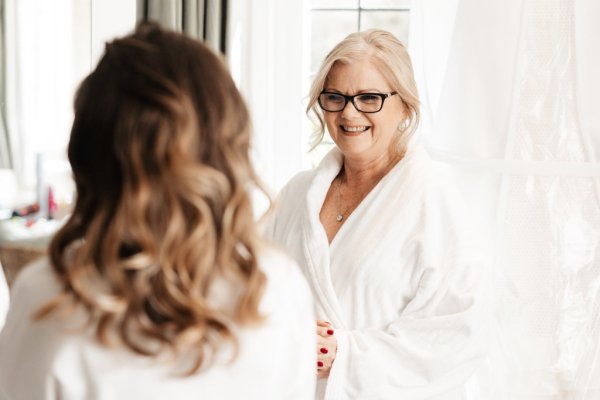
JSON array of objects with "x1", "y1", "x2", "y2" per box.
[
  {"x1": 360, "y1": 10, "x2": 410, "y2": 45},
  {"x1": 311, "y1": 10, "x2": 359, "y2": 72},
  {"x1": 311, "y1": 0, "x2": 358, "y2": 9},
  {"x1": 360, "y1": 0, "x2": 411, "y2": 9}
]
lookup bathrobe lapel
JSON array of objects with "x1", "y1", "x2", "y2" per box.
[
  {"x1": 299, "y1": 149, "x2": 347, "y2": 329},
  {"x1": 298, "y1": 146, "x2": 426, "y2": 329}
]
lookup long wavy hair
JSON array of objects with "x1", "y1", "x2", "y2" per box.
[
  {"x1": 38, "y1": 22, "x2": 267, "y2": 373},
  {"x1": 307, "y1": 29, "x2": 420, "y2": 157}
]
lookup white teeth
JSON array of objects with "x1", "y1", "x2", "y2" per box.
[{"x1": 343, "y1": 126, "x2": 368, "y2": 132}]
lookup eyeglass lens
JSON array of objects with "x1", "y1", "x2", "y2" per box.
[{"x1": 319, "y1": 93, "x2": 384, "y2": 113}]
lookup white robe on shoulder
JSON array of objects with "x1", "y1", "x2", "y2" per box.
[
  {"x1": 0, "y1": 248, "x2": 316, "y2": 400},
  {"x1": 267, "y1": 144, "x2": 489, "y2": 399}
]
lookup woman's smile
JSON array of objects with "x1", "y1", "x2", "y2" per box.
[{"x1": 340, "y1": 125, "x2": 371, "y2": 134}]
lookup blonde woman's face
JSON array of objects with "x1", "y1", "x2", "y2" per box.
[{"x1": 322, "y1": 60, "x2": 405, "y2": 163}]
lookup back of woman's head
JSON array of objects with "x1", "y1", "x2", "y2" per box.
[
  {"x1": 308, "y1": 29, "x2": 420, "y2": 156},
  {"x1": 44, "y1": 22, "x2": 266, "y2": 373}
]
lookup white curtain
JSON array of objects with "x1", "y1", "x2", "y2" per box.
[
  {"x1": 411, "y1": 0, "x2": 600, "y2": 398},
  {"x1": 1, "y1": 0, "x2": 91, "y2": 197},
  {"x1": 0, "y1": 0, "x2": 12, "y2": 170},
  {"x1": 0, "y1": 0, "x2": 21, "y2": 177}
]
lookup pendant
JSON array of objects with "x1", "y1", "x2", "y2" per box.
[{"x1": 336, "y1": 214, "x2": 343, "y2": 222}]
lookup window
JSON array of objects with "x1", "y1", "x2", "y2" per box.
[
  {"x1": 1, "y1": 0, "x2": 92, "y2": 212},
  {"x1": 1, "y1": 0, "x2": 137, "y2": 215},
  {"x1": 307, "y1": 0, "x2": 411, "y2": 166}
]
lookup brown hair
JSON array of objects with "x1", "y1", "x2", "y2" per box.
[
  {"x1": 307, "y1": 29, "x2": 420, "y2": 157},
  {"x1": 39, "y1": 22, "x2": 267, "y2": 373}
]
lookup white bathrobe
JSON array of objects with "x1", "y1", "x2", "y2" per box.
[
  {"x1": 0, "y1": 248, "x2": 316, "y2": 400},
  {"x1": 267, "y1": 144, "x2": 488, "y2": 399}
]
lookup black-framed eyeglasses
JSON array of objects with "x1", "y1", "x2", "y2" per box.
[{"x1": 318, "y1": 91, "x2": 398, "y2": 113}]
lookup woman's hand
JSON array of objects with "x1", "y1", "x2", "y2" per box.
[{"x1": 316, "y1": 319, "x2": 337, "y2": 379}]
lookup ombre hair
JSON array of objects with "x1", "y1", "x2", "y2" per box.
[
  {"x1": 39, "y1": 22, "x2": 267, "y2": 373},
  {"x1": 307, "y1": 29, "x2": 420, "y2": 157}
]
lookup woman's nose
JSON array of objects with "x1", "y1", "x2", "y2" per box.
[{"x1": 340, "y1": 99, "x2": 361, "y2": 118}]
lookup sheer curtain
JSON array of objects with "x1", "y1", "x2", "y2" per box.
[
  {"x1": 411, "y1": 0, "x2": 600, "y2": 398},
  {"x1": 0, "y1": 0, "x2": 12, "y2": 170},
  {"x1": 0, "y1": 0, "x2": 21, "y2": 178},
  {"x1": 0, "y1": 0, "x2": 92, "y2": 203}
]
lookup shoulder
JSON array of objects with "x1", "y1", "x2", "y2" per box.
[
  {"x1": 272, "y1": 147, "x2": 342, "y2": 217},
  {"x1": 0, "y1": 257, "x2": 65, "y2": 343},
  {"x1": 404, "y1": 144, "x2": 467, "y2": 212},
  {"x1": 0, "y1": 258, "x2": 83, "y2": 397},
  {"x1": 9, "y1": 257, "x2": 62, "y2": 310},
  {"x1": 263, "y1": 169, "x2": 315, "y2": 242},
  {"x1": 276, "y1": 169, "x2": 315, "y2": 203},
  {"x1": 418, "y1": 152, "x2": 486, "y2": 261},
  {"x1": 276, "y1": 146, "x2": 343, "y2": 203},
  {"x1": 256, "y1": 245, "x2": 313, "y2": 314}
]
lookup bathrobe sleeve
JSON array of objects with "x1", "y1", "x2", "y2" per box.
[
  {"x1": 323, "y1": 171, "x2": 489, "y2": 399},
  {"x1": 324, "y1": 272, "x2": 485, "y2": 399}
]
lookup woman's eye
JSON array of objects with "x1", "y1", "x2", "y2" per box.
[
  {"x1": 326, "y1": 94, "x2": 344, "y2": 103},
  {"x1": 358, "y1": 94, "x2": 379, "y2": 103}
]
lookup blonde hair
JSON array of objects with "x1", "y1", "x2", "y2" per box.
[
  {"x1": 38, "y1": 22, "x2": 267, "y2": 374},
  {"x1": 307, "y1": 29, "x2": 420, "y2": 156}
]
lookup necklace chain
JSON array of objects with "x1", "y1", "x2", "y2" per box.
[
  {"x1": 335, "y1": 171, "x2": 349, "y2": 222},
  {"x1": 333, "y1": 155, "x2": 401, "y2": 223},
  {"x1": 335, "y1": 167, "x2": 385, "y2": 223}
]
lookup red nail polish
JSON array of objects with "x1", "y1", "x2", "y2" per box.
[
  {"x1": 320, "y1": 347, "x2": 328, "y2": 354},
  {"x1": 317, "y1": 361, "x2": 324, "y2": 367},
  {"x1": 327, "y1": 329, "x2": 334, "y2": 335}
]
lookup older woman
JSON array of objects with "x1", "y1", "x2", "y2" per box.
[
  {"x1": 267, "y1": 30, "x2": 487, "y2": 399},
  {"x1": 0, "y1": 23, "x2": 315, "y2": 399}
]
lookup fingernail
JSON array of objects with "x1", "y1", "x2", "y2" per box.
[
  {"x1": 317, "y1": 361, "x2": 324, "y2": 367},
  {"x1": 320, "y1": 347, "x2": 328, "y2": 354},
  {"x1": 327, "y1": 329, "x2": 334, "y2": 335}
]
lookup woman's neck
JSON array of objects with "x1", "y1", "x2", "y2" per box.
[{"x1": 341, "y1": 152, "x2": 401, "y2": 188}]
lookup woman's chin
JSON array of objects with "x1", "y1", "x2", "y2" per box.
[{"x1": 336, "y1": 144, "x2": 374, "y2": 159}]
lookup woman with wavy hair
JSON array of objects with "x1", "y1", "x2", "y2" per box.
[{"x1": 0, "y1": 22, "x2": 315, "y2": 399}]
